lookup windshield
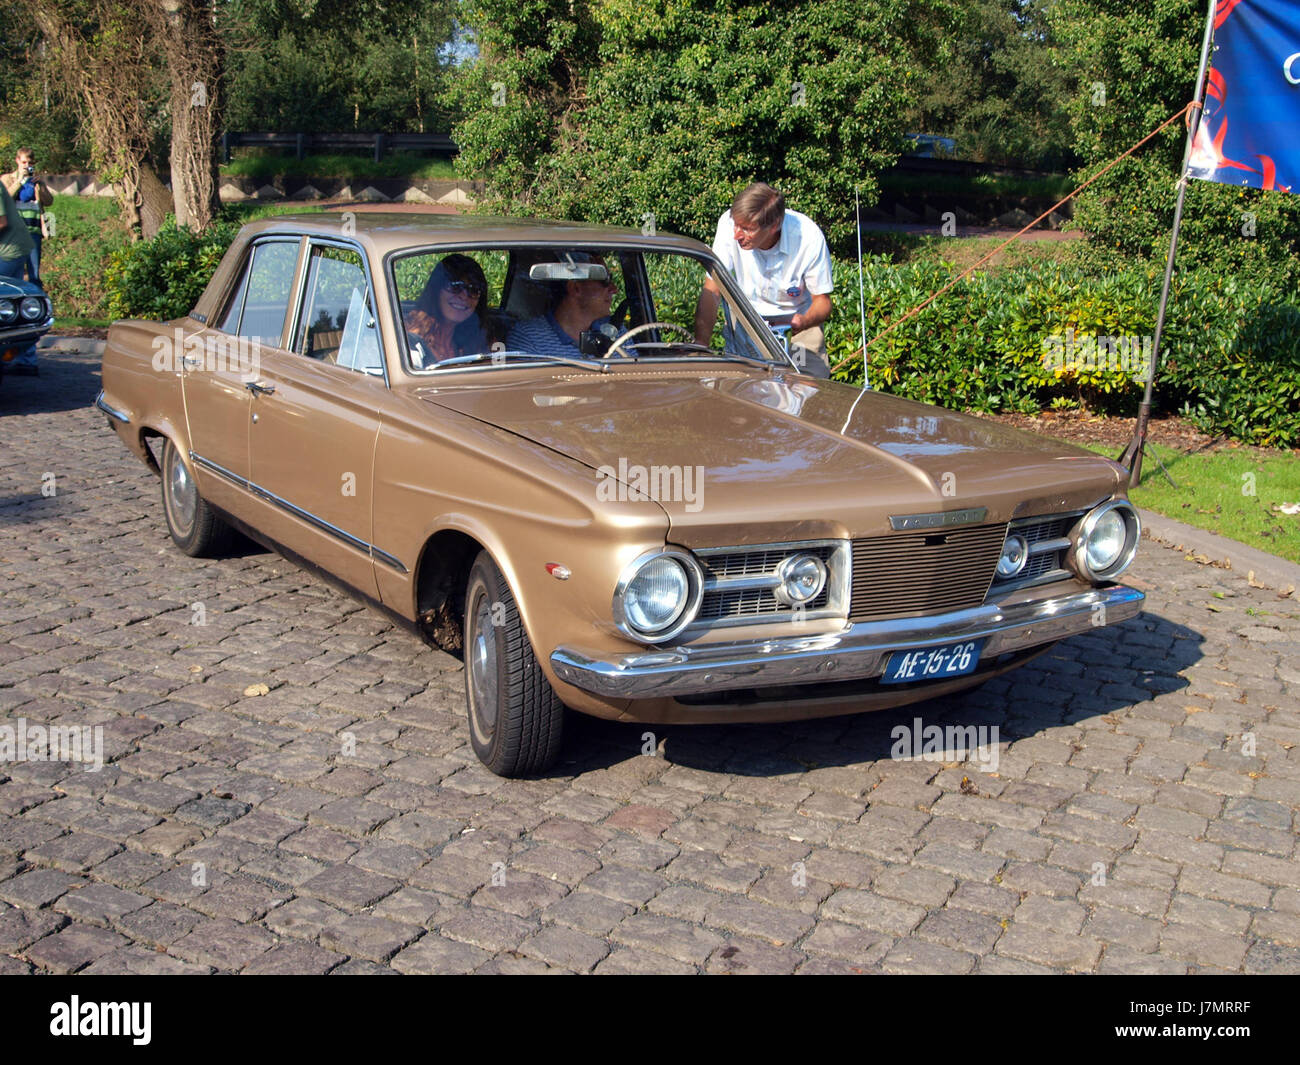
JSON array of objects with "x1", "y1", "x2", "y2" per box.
[{"x1": 390, "y1": 244, "x2": 787, "y2": 372}]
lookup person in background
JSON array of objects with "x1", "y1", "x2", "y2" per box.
[
  {"x1": 694, "y1": 181, "x2": 834, "y2": 379},
  {"x1": 405, "y1": 253, "x2": 490, "y2": 367},
  {"x1": 2, "y1": 148, "x2": 53, "y2": 288},
  {"x1": 0, "y1": 182, "x2": 38, "y2": 376}
]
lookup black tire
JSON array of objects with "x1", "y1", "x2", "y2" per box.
[
  {"x1": 463, "y1": 550, "x2": 565, "y2": 776},
  {"x1": 160, "y1": 438, "x2": 234, "y2": 557}
]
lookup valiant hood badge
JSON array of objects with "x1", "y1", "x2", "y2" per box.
[{"x1": 890, "y1": 508, "x2": 988, "y2": 531}]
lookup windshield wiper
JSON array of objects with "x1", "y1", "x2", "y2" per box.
[
  {"x1": 424, "y1": 350, "x2": 610, "y2": 373},
  {"x1": 629, "y1": 340, "x2": 780, "y2": 371}
]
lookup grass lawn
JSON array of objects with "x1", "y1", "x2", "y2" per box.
[
  {"x1": 44, "y1": 195, "x2": 129, "y2": 323},
  {"x1": 1081, "y1": 442, "x2": 1300, "y2": 565},
  {"x1": 221, "y1": 152, "x2": 457, "y2": 182}
]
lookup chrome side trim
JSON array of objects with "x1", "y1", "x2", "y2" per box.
[
  {"x1": 371, "y1": 547, "x2": 407, "y2": 573},
  {"x1": 94, "y1": 391, "x2": 131, "y2": 425},
  {"x1": 189, "y1": 451, "x2": 408, "y2": 574},
  {"x1": 550, "y1": 584, "x2": 1145, "y2": 700}
]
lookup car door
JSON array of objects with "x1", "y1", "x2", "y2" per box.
[
  {"x1": 244, "y1": 239, "x2": 387, "y2": 600},
  {"x1": 183, "y1": 237, "x2": 301, "y2": 513}
]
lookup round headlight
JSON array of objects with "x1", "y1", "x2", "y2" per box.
[
  {"x1": 997, "y1": 534, "x2": 1029, "y2": 578},
  {"x1": 615, "y1": 551, "x2": 702, "y2": 641},
  {"x1": 775, "y1": 553, "x2": 827, "y2": 605},
  {"x1": 0, "y1": 300, "x2": 16, "y2": 324},
  {"x1": 1086, "y1": 510, "x2": 1126, "y2": 571},
  {"x1": 1072, "y1": 501, "x2": 1140, "y2": 581},
  {"x1": 19, "y1": 296, "x2": 44, "y2": 321}
]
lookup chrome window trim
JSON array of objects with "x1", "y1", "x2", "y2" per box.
[
  {"x1": 287, "y1": 236, "x2": 390, "y2": 388},
  {"x1": 384, "y1": 241, "x2": 792, "y2": 376}
]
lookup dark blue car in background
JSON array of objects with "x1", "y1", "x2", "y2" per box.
[{"x1": 0, "y1": 277, "x2": 53, "y2": 387}]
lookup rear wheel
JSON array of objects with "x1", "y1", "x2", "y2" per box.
[
  {"x1": 464, "y1": 550, "x2": 564, "y2": 776},
  {"x1": 161, "y1": 438, "x2": 233, "y2": 557}
]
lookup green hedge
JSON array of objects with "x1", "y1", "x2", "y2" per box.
[
  {"x1": 826, "y1": 257, "x2": 1300, "y2": 448},
  {"x1": 104, "y1": 217, "x2": 239, "y2": 322}
]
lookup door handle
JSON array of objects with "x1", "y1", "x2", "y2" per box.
[{"x1": 245, "y1": 380, "x2": 276, "y2": 396}]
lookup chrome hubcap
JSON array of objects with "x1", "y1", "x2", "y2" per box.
[
  {"x1": 469, "y1": 597, "x2": 499, "y2": 737},
  {"x1": 168, "y1": 451, "x2": 197, "y2": 533}
]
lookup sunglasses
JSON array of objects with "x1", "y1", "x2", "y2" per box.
[{"x1": 444, "y1": 279, "x2": 483, "y2": 298}]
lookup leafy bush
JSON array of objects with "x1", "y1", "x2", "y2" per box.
[
  {"x1": 826, "y1": 258, "x2": 1300, "y2": 447},
  {"x1": 42, "y1": 196, "x2": 130, "y2": 322},
  {"x1": 104, "y1": 217, "x2": 239, "y2": 321}
]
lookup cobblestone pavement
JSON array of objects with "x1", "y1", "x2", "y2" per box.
[{"x1": 1, "y1": 347, "x2": 1298, "y2": 975}]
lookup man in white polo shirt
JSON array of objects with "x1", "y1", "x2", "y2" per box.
[{"x1": 693, "y1": 181, "x2": 834, "y2": 378}]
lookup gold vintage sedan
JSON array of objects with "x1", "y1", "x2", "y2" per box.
[{"x1": 98, "y1": 214, "x2": 1144, "y2": 776}]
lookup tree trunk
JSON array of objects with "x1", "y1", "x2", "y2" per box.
[
  {"x1": 139, "y1": 165, "x2": 174, "y2": 241},
  {"x1": 147, "y1": 0, "x2": 223, "y2": 231}
]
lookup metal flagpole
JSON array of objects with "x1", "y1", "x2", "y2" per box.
[
  {"x1": 1120, "y1": 0, "x2": 1218, "y2": 485},
  {"x1": 856, "y1": 187, "x2": 870, "y2": 390}
]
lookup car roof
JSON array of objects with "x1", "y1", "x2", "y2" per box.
[{"x1": 237, "y1": 212, "x2": 714, "y2": 257}]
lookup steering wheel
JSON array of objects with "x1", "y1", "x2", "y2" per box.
[
  {"x1": 604, "y1": 321, "x2": 695, "y2": 359},
  {"x1": 609, "y1": 297, "x2": 630, "y2": 331}
]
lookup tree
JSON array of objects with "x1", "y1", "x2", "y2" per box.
[
  {"x1": 221, "y1": 0, "x2": 458, "y2": 133},
  {"x1": 28, "y1": 1, "x2": 173, "y2": 238},
  {"x1": 907, "y1": 1, "x2": 1075, "y2": 171},
  {"x1": 449, "y1": 0, "x2": 958, "y2": 250}
]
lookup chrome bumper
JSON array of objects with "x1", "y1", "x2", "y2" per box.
[
  {"x1": 95, "y1": 390, "x2": 131, "y2": 424},
  {"x1": 550, "y1": 584, "x2": 1144, "y2": 699}
]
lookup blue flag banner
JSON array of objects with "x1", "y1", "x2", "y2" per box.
[{"x1": 1187, "y1": 0, "x2": 1300, "y2": 193}]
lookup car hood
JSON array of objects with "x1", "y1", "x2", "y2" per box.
[
  {"x1": 0, "y1": 278, "x2": 41, "y2": 298},
  {"x1": 418, "y1": 369, "x2": 1127, "y2": 543}
]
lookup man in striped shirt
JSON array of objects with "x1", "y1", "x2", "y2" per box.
[{"x1": 507, "y1": 254, "x2": 622, "y2": 357}]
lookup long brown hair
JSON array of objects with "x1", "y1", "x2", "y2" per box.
[{"x1": 416, "y1": 253, "x2": 489, "y2": 353}]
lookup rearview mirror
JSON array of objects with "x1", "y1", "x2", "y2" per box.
[{"x1": 528, "y1": 262, "x2": 610, "y2": 282}]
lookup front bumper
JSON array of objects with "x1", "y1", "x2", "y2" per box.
[
  {"x1": 550, "y1": 583, "x2": 1144, "y2": 699},
  {"x1": 1, "y1": 317, "x2": 53, "y2": 352}
]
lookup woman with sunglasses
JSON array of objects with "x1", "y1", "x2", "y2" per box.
[{"x1": 406, "y1": 253, "x2": 490, "y2": 367}]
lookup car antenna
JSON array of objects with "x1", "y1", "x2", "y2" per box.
[{"x1": 856, "y1": 186, "x2": 870, "y2": 391}]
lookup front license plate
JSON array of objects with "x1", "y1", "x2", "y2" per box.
[{"x1": 881, "y1": 639, "x2": 985, "y2": 684}]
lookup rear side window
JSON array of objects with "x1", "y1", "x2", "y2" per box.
[{"x1": 215, "y1": 239, "x2": 299, "y2": 345}]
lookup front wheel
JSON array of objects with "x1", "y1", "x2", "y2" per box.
[
  {"x1": 463, "y1": 550, "x2": 564, "y2": 776},
  {"x1": 161, "y1": 438, "x2": 233, "y2": 557}
]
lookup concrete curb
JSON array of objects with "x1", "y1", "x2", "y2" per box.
[
  {"x1": 38, "y1": 336, "x2": 106, "y2": 356},
  {"x1": 1139, "y1": 507, "x2": 1300, "y2": 600}
]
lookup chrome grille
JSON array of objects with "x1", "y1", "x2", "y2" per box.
[
  {"x1": 992, "y1": 512, "x2": 1081, "y2": 593},
  {"x1": 694, "y1": 542, "x2": 842, "y2": 625},
  {"x1": 850, "y1": 523, "x2": 1006, "y2": 621},
  {"x1": 701, "y1": 550, "x2": 796, "y2": 579}
]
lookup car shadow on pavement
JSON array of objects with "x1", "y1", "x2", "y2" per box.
[
  {"x1": 0, "y1": 352, "x2": 106, "y2": 418},
  {"x1": 557, "y1": 610, "x2": 1205, "y2": 778}
]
